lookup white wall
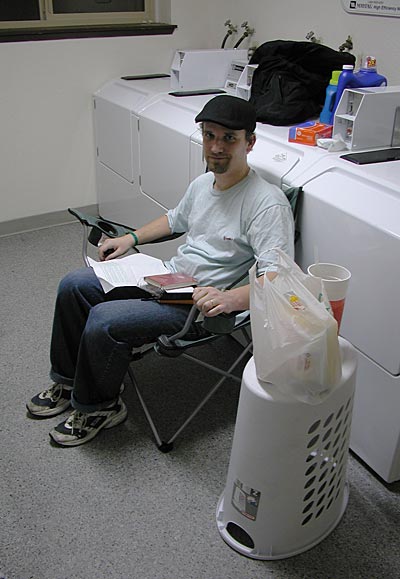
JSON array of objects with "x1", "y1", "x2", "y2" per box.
[
  {"x1": 226, "y1": 0, "x2": 400, "y2": 82},
  {"x1": 0, "y1": 0, "x2": 224, "y2": 224},
  {"x1": 1, "y1": 0, "x2": 399, "y2": 224}
]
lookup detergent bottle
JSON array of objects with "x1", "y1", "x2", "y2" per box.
[
  {"x1": 331, "y1": 56, "x2": 387, "y2": 123},
  {"x1": 319, "y1": 70, "x2": 341, "y2": 125}
]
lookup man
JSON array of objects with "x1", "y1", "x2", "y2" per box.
[{"x1": 27, "y1": 95, "x2": 294, "y2": 446}]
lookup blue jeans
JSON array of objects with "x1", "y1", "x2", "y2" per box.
[{"x1": 49, "y1": 267, "x2": 202, "y2": 412}]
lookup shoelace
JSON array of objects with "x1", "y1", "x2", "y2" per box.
[
  {"x1": 66, "y1": 411, "x2": 86, "y2": 434},
  {"x1": 41, "y1": 383, "x2": 62, "y2": 402}
]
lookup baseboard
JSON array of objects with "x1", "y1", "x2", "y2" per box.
[{"x1": 0, "y1": 204, "x2": 99, "y2": 237}]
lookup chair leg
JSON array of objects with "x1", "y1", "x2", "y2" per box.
[
  {"x1": 165, "y1": 341, "x2": 252, "y2": 446},
  {"x1": 230, "y1": 325, "x2": 252, "y2": 349},
  {"x1": 126, "y1": 366, "x2": 170, "y2": 451},
  {"x1": 127, "y1": 340, "x2": 252, "y2": 451}
]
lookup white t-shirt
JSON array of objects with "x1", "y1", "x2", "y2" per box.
[{"x1": 165, "y1": 169, "x2": 294, "y2": 289}]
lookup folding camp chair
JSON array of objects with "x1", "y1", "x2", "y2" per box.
[{"x1": 68, "y1": 186, "x2": 302, "y2": 452}]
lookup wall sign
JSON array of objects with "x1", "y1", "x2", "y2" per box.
[{"x1": 342, "y1": 0, "x2": 400, "y2": 17}]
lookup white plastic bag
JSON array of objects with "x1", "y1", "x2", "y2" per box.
[{"x1": 250, "y1": 249, "x2": 342, "y2": 404}]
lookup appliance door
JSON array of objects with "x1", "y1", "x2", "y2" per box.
[
  {"x1": 139, "y1": 97, "x2": 206, "y2": 209},
  {"x1": 97, "y1": 162, "x2": 165, "y2": 225},
  {"x1": 93, "y1": 77, "x2": 170, "y2": 183},
  {"x1": 97, "y1": 163, "x2": 183, "y2": 260},
  {"x1": 94, "y1": 97, "x2": 136, "y2": 183},
  {"x1": 351, "y1": 351, "x2": 400, "y2": 483}
]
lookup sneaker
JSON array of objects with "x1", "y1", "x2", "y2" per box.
[
  {"x1": 27, "y1": 383, "x2": 73, "y2": 417},
  {"x1": 49, "y1": 397, "x2": 127, "y2": 447}
]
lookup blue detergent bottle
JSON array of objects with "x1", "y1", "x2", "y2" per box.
[
  {"x1": 331, "y1": 56, "x2": 387, "y2": 124},
  {"x1": 320, "y1": 70, "x2": 341, "y2": 125}
]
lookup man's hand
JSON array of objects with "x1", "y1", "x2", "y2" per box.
[
  {"x1": 192, "y1": 286, "x2": 249, "y2": 317},
  {"x1": 98, "y1": 215, "x2": 173, "y2": 261},
  {"x1": 98, "y1": 234, "x2": 133, "y2": 261},
  {"x1": 192, "y1": 273, "x2": 275, "y2": 317}
]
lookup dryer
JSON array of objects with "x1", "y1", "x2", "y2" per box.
[{"x1": 288, "y1": 153, "x2": 400, "y2": 482}]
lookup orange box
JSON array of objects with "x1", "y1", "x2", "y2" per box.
[{"x1": 288, "y1": 122, "x2": 333, "y2": 146}]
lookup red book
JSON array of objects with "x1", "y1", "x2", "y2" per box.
[{"x1": 143, "y1": 272, "x2": 197, "y2": 290}]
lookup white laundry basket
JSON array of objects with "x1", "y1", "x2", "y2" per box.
[{"x1": 216, "y1": 337, "x2": 357, "y2": 560}]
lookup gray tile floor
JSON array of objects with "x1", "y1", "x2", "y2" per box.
[{"x1": 1, "y1": 221, "x2": 399, "y2": 579}]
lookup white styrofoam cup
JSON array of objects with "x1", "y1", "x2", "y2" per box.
[{"x1": 307, "y1": 263, "x2": 351, "y2": 331}]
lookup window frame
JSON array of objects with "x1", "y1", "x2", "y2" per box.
[
  {"x1": 0, "y1": 0, "x2": 175, "y2": 42},
  {"x1": 0, "y1": 0, "x2": 154, "y2": 28},
  {"x1": 45, "y1": 0, "x2": 154, "y2": 27}
]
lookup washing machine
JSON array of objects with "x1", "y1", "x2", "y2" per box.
[
  {"x1": 94, "y1": 78, "x2": 230, "y2": 258},
  {"x1": 93, "y1": 75, "x2": 177, "y2": 258},
  {"x1": 190, "y1": 115, "x2": 331, "y2": 188},
  {"x1": 94, "y1": 72, "x2": 330, "y2": 259},
  {"x1": 250, "y1": 123, "x2": 329, "y2": 188},
  {"x1": 137, "y1": 91, "x2": 213, "y2": 210},
  {"x1": 132, "y1": 87, "x2": 316, "y2": 212},
  {"x1": 287, "y1": 152, "x2": 400, "y2": 483}
]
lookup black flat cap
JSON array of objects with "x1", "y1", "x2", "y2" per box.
[{"x1": 195, "y1": 95, "x2": 257, "y2": 132}]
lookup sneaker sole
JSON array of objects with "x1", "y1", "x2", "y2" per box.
[
  {"x1": 49, "y1": 402, "x2": 128, "y2": 447},
  {"x1": 26, "y1": 400, "x2": 72, "y2": 418}
]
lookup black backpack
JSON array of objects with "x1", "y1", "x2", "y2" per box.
[{"x1": 249, "y1": 40, "x2": 356, "y2": 126}]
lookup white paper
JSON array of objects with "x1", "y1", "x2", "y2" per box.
[
  {"x1": 164, "y1": 286, "x2": 194, "y2": 294},
  {"x1": 88, "y1": 253, "x2": 169, "y2": 293},
  {"x1": 316, "y1": 135, "x2": 347, "y2": 152}
]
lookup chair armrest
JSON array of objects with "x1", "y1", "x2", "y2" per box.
[
  {"x1": 156, "y1": 305, "x2": 250, "y2": 358},
  {"x1": 68, "y1": 208, "x2": 136, "y2": 244},
  {"x1": 69, "y1": 208, "x2": 184, "y2": 245},
  {"x1": 202, "y1": 311, "x2": 244, "y2": 334}
]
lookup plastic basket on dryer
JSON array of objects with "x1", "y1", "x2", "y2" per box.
[{"x1": 216, "y1": 337, "x2": 357, "y2": 559}]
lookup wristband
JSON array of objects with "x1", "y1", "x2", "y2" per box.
[{"x1": 129, "y1": 231, "x2": 139, "y2": 247}]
